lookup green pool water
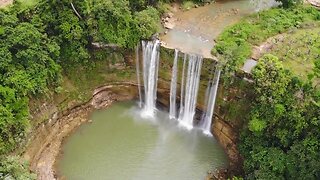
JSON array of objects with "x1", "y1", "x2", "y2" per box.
[{"x1": 58, "y1": 101, "x2": 228, "y2": 180}]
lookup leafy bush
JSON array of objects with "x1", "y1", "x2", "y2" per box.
[
  {"x1": 86, "y1": 0, "x2": 138, "y2": 48},
  {"x1": 0, "y1": 87, "x2": 28, "y2": 154},
  {"x1": 0, "y1": 156, "x2": 36, "y2": 180},
  {"x1": 157, "y1": 2, "x2": 172, "y2": 14},
  {"x1": 276, "y1": 0, "x2": 303, "y2": 8},
  {"x1": 182, "y1": 1, "x2": 195, "y2": 11},
  {"x1": 76, "y1": 0, "x2": 159, "y2": 49},
  {"x1": 134, "y1": 7, "x2": 160, "y2": 39}
]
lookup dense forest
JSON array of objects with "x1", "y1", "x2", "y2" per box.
[
  {"x1": 0, "y1": 0, "x2": 161, "y2": 178},
  {"x1": 0, "y1": 0, "x2": 161, "y2": 154},
  {"x1": 0, "y1": 0, "x2": 319, "y2": 179},
  {"x1": 213, "y1": 4, "x2": 320, "y2": 179}
]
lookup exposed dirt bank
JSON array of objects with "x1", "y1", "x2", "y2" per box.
[
  {"x1": 0, "y1": 0, "x2": 12, "y2": 8},
  {"x1": 308, "y1": 0, "x2": 320, "y2": 7},
  {"x1": 251, "y1": 34, "x2": 286, "y2": 60},
  {"x1": 23, "y1": 83, "x2": 139, "y2": 180}
]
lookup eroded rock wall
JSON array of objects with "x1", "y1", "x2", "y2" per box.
[{"x1": 23, "y1": 84, "x2": 138, "y2": 180}]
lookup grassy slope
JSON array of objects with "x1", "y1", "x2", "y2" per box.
[
  {"x1": 210, "y1": 5, "x2": 320, "y2": 128},
  {"x1": 0, "y1": 0, "x2": 39, "y2": 9},
  {"x1": 212, "y1": 5, "x2": 320, "y2": 73},
  {"x1": 266, "y1": 26, "x2": 320, "y2": 79},
  {"x1": 17, "y1": 0, "x2": 39, "y2": 7}
]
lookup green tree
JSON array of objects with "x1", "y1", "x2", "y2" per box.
[
  {"x1": 276, "y1": 0, "x2": 303, "y2": 8},
  {"x1": 134, "y1": 7, "x2": 160, "y2": 39},
  {"x1": 0, "y1": 8, "x2": 61, "y2": 154},
  {"x1": 0, "y1": 156, "x2": 36, "y2": 180},
  {"x1": 240, "y1": 54, "x2": 320, "y2": 179},
  {"x1": 0, "y1": 22, "x2": 61, "y2": 95},
  {"x1": 32, "y1": 0, "x2": 89, "y2": 66},
  {"x1": 0, "y1": 86, "x2": 28, "y2": 154}
]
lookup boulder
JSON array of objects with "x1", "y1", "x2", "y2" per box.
[{"x1": 164, "y1": 22, "x2": 175, "y2": 29}]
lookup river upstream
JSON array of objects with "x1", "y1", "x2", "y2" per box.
[{"x1": 161, "y1": 0, "x2": 278, "y2": 58}]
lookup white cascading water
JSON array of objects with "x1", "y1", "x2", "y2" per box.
[
  {"x1": 141, "y1": 40, "x2": 160, "y2": 117},
  {"x1": 135, "y1": 44, "x2": 142, "y2": 108},
  {"x1": 179, "y1": 54, "x2": 187, "y2": 118},
  {"x1": 178, "y1": 54, "x2": 203, "y2": 129},
  {"x1": 169, "y1": 49, "x2": 179, "y2": 119},
  {"x1": 200, "y1": 67, "x2": 221, "y2": 136}
]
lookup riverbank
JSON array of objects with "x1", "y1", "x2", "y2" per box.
[{"x1": 160, "y1": 0, "x2": 278, "y2": 58}]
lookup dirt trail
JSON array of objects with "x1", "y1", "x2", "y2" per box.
[
  {"x1": 308, "y1": 0, "x2": 320, "y2": 7},
  {"x1": 0, "y1": 0, "x2": 12, "y2": 8}
]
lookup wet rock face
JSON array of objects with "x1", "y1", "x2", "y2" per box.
[
  {"x1": 212, "y1": 118, "x2": 243, "y2": 177},
  {"x1": 91, "y1": 91, "x2": 114, "y2": 109}
]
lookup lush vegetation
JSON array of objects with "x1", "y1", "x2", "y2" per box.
[
  {"x1": 213, "y1": 4, "x2": 320, "y2": 179},
  {"x1": 276, "y1": 0, "x2": 303, "y2": 8},
  {"x1": 0, "y1": 0, "x2": 159, "y2": 155},
  {"x1": 0, "y1": 0, "x2": 216, "y2": 157},
  {"x1": 265, "y1": 27, "x2": 320, "y2": 80},
  {"x1": 0, "y1": 7, "x2": 61, "y2": 154},
  {"x1": 240, "y1": 54, "x2": 320, "y2": 179},
  {"x1": 212, "y1": 5, "x2": 320, "y2": 81},
  {"x1": 0, "y1": 0, "x2": 160, "y2": 177},
  {"x1": 0, "y1": 156, "x2": 36, "y2": 179}
]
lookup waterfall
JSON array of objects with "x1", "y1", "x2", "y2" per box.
[
  {"x1": 178, "y1": 54, "x2": 203, "y2": 130},
  {"x1": 179, "y1": 54, "x2": 187, "y2": 118},
  {"x1": 136, "y1": 44, "x2": 142, "y2": 108},
  {"x1": 169, "y1": 49, "x2": 179, "y2": 119},
  {"x1": 141, "y1": 40, "x2": 160, "y2": 117},
  {"x1": 200, "y1": 67, "x2": 221, "y2": 136}
]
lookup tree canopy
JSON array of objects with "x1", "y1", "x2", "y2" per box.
[
  {"x1": 0, "y1": 9, "x2": 61, "y2": 154},
  {"x1": 0, "y1": 0, "x2": 160, "y2": 155},
  {"x1": 240, "y1": 55, "x2": 320, "y2": 179},
  {"x1": 276, "y1": 0, "x2": 303, "y2": 8}
]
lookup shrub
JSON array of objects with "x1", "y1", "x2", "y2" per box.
[{"x1": 0, "y1": 156, "x2": 36, "y2": 180}]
